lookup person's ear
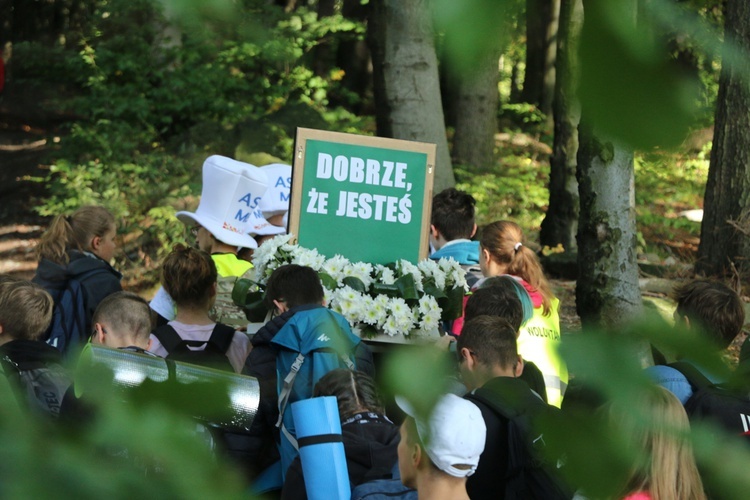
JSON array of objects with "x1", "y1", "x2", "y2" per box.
[
  {"x1": 91, "y1": 235, "x2": 102, "y2": 252},
  {"x1": 682, "y1": 315, "x2": 691, "y2": 330},
  {"x1": 430, "y1": 224, "x2": 439, "y2": 240},
  {"x1": 210, "y1": 281, "x2": 218, "y2": 297},
  {"x1": 93, "y1": 323, "x2": 105, "y2": 344},
  {"x1": 470, "y1": 223, "x2": 477, "y2": 239},
  {"x1": 145, "y1": 337, "x2": 153, "y2": 351},
  {"x1": 412, "y1": 442, "x2": 423, "y2": 468},
  {"x1": 273, "y1": 299, "x2": 288, "y2": 314},
  {"x1": 482, "y1": 247, "x2": 492, "y2": 266},
  {"x1": 460, "y1": 347, "x2": 476, "y2": 370},
  {"x1": 514, "y1": 355, "x2": 524, "y2": 378}
]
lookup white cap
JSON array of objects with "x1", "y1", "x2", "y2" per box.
[
  {"x1": 176, "y1": 155, "x2": 269, "y2": 249},
  {"x1": 396, "y1": 394, "x2": 486, "y2": 478},
  {"x1": 258, "y1": 163, "x2": 292, "y2": 218}
]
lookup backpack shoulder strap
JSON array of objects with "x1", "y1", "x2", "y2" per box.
[
  {"x1": 153, "y1": 324, "x2": 187, "y2": 354},
  {"x1": 466, "y1": 387, "x2": 516, "y2": 420},
  {"x1": 668, "y1": 361, "x2": 713, "y2": 391},
  {"x1": 206, "y1": 323, "x2": 235, "y2": 354}
]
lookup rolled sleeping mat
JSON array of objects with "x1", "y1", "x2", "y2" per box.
[
  {"x1": 74, "y1": 344, "x2": 260, "y2": 431},
  {"x1": 292, "y1": 396, "x2": 350, "y2": 500}
]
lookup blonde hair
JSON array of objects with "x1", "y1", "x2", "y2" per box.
[
  {"x1": 480, "y1": 221, "x2": 554, "y2": 315},
  {"x1": 606, "y1": 387, "x2": 706, "y2": 500},
  {"x1": 0, "y1": 277, "x2": 54, "y2": 341},
  {"x1": 36, "y1": 206, "x2": 115, "y2": 265}
]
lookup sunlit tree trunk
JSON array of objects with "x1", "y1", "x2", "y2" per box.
[
  {"x1": 451, "y1": 43, "x2": 502, "y2": 170},
  {"x1": 522, "y1": 0, "x2": 560, "y2": 115},
  {"x1": 697, "y1": 1, "x2": 750, "y2": 277},
  {"x1": 576, "y1": 0, "x2": 646, "y2": 363},
  {"x1": 540, "y1": 0, "x2": 582, "y2": 251},
  {"x1": 368, "y1": 0, "x2": 454, "y2": 191}
]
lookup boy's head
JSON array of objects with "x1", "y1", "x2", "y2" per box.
[
  {"x1": 674, "y1": 279, "x2": 745, "y2": 349},
  {"x1": 457, "y1": 315, "x2": 522, "y2": 390},
  {"x1": 464, "y1": 278, "x2": 526, "y2": 331},
  {"x1": 264, "y1": 264, "x2": 324, "y2": 314},
  {"x1": 430, "y1": 188, "x2": 477, "y2": 248},
  {"x1": 0, "y1": 278, "x2": 53, "y2": 344},
  {"x1": 91, "y1": 292, "x2": 153, "y2": 350},
  {"x1": 396, "y1": 393, "x2": 485, "y2": 488}
]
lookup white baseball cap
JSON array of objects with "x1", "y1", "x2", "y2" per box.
[
  {"x1": 176, "y1": 155, "x2": 268, "y2": 249},
  {"x1": 396, "y1": 393, "x2": 486, "y2": 478},
  {"x1": 258, "y1": 163, "x2": 292, "y2": 218}
]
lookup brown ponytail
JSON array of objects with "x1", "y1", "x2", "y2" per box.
[
  {"x1": 36, "y1": 206, "x2": 115, "y2": 265},
  {"x1": 479, "y1": 220, "x2": 554, "y2": 315}
]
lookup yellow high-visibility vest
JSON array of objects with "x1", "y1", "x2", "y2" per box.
[{"x1": 517, "y1": 297, "x2": 568, "y2": 408}]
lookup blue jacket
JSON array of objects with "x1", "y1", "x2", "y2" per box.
[{"x1": 430, "y1": 240, "x2": 480, "y2": 266}]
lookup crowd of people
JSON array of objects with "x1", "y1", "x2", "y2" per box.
[{"x1": 0, "y1": 153, "x2": 747, "y2": 499}]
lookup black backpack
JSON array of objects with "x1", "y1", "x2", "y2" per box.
[
  {"x1": 0, "y1": 350, "x2": 72, "y2": 418},
  {"x1": 669, "y1": 361, "x2": 750, "y2": 437},
  {"x1": 42, "y1": 268, "x2": 106, "y2": 359},
  {"x1": 466, "y1": 389, "x2": 573, "y2": 500},
  {"x1": 153, "y1": 323, "x2": 236, "y2": 372}
]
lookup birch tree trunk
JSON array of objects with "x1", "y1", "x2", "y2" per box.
[
  {"x1": 697, "y1": 0, "x2": 750, "y2": 277},
  {"x1": 368, "y1": 0, "x2": 454, "y2": 192},
  {"x1": 540, "y1": 0, "x2": 582, "y2": 251},
  {"x1": 576, "y1": 0, "x2": 646, "y2": 363}
]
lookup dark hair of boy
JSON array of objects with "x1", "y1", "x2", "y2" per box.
[
  {"x1": 92, "y1": 291, "x2": 153, "y2": 342},
  {"x1": 314, "y1": 369, "x2": 384, "y2": 420},
  {"x1": 674, "y1": 279, "x2": 745, "y2": 349},
  {"x1": 431, "y1": 188, "x2": 477, "y2": 241},
  {"x1": 264, "y1": 264, "x2": 324, "y2": 311},
  {"x1": 457, "y1": 316, "x2": 519, "y2": 371},
  {"x1": 464, "y1": 286, "x2": 524, "y2": 332},
  {"x1": 0, "y1": 279, "x2": 54, "y2": 341}
]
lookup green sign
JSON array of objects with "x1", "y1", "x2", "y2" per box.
[{"x1": 289, "y1": 128, "x2": 436, "y2": 264}]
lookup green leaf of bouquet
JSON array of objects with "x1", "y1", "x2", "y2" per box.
[
  {"x1": 232, "y1": 278, "x2": 256, "y2": 307},
  {"x1": 342, "y1": 276, "x2": 367, "y2": 292},
  {"x1": 318, "y1": 272, "x2": 338, "y2": 290},
  {"x1": 395, "y1": 274, "x2": 419, "y2": 300},
  {"x1": 438, "y1": 286, "x2": 465, "y2": 320},
  {"x1": 371, "y1": 283, "x2": 400, "y2": 297},
  {"x1": 243, "y1": 295, "x2": 268, "y2": 323},
  {"x1": 423, "y1": 280, "x2": 447, "y2": 300},
  {"x1": 358, "y1": 324, "x2": 379, "y2": 340}
]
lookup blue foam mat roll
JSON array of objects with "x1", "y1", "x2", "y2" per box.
[{"x1": 291, "y1": 396, "x2": 350, "y2": 500}]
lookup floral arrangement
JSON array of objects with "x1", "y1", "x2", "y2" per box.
[{"x1": 234, "y1": 234, "x2": 469, "y2": 338}]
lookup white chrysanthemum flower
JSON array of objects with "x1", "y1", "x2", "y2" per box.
[
  {"x1": 418, "y1": 258, "x2": 447, "y2": 290},
  {"x1": 382, "y1": 315, "x2": 400, "y2": 336},
  {"x1": 344, "y1": 261, "x2": 374, "y2": 289},
  {"x1": 322, "y1": 254, "x2": 350, "y2": 282},
  {"x1": 293, "y1": 248, "x2": 326, "y2": 271},
  {"x1": 438, "y1": 257, "x2": 468, "y2": 292},
  {"x1": 374, "y1": 265, "x2": 396, "y2": 285},
  {"x1": 418, "y1": 295, "x2": 440, "y2": 316},
  {"x1": 397, "y1": 260, "x2": 424, "y2": 292},
  {"x1": 419, "y1": 308, "x2": 441, "y2": 333}
]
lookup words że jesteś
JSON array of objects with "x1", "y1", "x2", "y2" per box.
[{"x1": 305, "y1": 153, "x2": 415, "y2": 224}]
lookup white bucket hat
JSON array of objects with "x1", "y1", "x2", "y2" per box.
[
  {"x1": 258, "y1": 163, "x2": 292, "y2": 219},
  {"x1": 176, "y1": 155, "x2": 269, "y2": 249}
]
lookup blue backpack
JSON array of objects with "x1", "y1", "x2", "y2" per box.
[
  {"x1": 43, "y1": 269, "x2": 105, "y2": 359},
  {"x1": 271, "y1": 308, "x2": 362, "y2": 478}
]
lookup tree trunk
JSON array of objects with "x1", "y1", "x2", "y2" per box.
[
  {"x1": 540, "y1": 0, "x2": 582, "y2": 251},
  {"x1": 335, "y1": 0, "x2": 371, "y2": 114},
  {"x1": 368, "y1": 0, "x2": 454, "y2": 192},
  {"x1": 313, "y1": 0, "x2": 336, "y2": 77},
  {"x1": 696, "y1": 1, "x2": 750, "y2": 277},
  {"x1": 576, "y1": 0, "x2": 646, "y2": 363},
  {"x1": 451, "y1": 43, "x2": 502, "y2": 170},
  {"x1": 522, "y1": 0, "x2": 560, "y2": 116}
]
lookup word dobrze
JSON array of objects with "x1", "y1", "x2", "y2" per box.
[{"x1": 306, "y1": 153, "x2": 413, "y2": 224}]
